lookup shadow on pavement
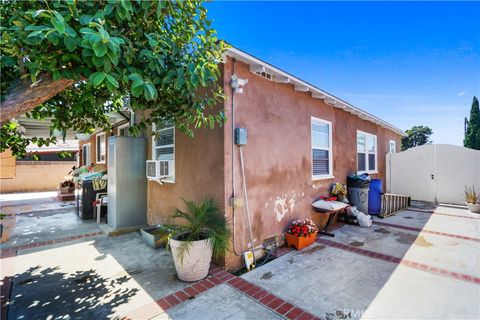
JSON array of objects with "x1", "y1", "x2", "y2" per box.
[{"x1": 8, "y1": 265, "x2": 139, "y2": 320}]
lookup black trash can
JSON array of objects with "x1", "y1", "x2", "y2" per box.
[
  {"x1": 347, "y1": 176, "x2": 371, "y2": 188},
  {"x1": 347, "y1": 175, "x2": 370, "y2": 213}
]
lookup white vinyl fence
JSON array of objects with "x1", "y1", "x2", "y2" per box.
[{"x1": 386, "y1": 144, "x2": 480, "y2": 205}]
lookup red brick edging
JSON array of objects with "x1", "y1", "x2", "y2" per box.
[
  {"x1": 432, "y1": 212, "x2": 480, "y2": 220},
  {"x1": 433, "y1": 212, "x2": 480, "y2": 220},
  {"x1": 224, "y1": 270, "x2": 320, "y2": 320},
  {"x1": 407, "y1": 208, "x2": 480, "y2": 220},
  {"x1": 0, "y1": 231, "x2": 104, "y2": 258},
  {"x1": 373, "y1": 221, "x2": 480, "y2": 243},
  {"x1": 125, "y1": 265, "x2": 321, "y2": 320},
  {"x1": 316, "y1": 238, "x2": 480, "y2": 285}
]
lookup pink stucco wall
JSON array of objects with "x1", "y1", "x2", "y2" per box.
[
  {"x1": 136, "y1": 56, "x2": 402, "y2": 271},
  {"x1": 221, "y1": 57, "x2": 402, "y2": 270}
]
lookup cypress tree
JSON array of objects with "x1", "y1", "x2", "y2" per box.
[{"x1": 464, "y1": 96, "x2": 480, "y2": 150}]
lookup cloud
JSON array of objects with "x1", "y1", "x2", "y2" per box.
[{"x1": 458, "y1": 91, "x2": 466, "y2": 96}]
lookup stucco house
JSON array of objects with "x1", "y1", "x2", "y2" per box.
[{"x1": 79, "y1": 46, "x2": 405, "y2": 270}]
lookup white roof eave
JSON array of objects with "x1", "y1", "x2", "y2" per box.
[{"x1": 225, "y1": 47, "x2": 406, "y2": 137}]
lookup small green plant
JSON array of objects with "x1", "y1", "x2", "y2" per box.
[
  {"x1": 465, "y1": 185, "x2": 479, "y2": 204},
  {"x1": 162, "y1": 197, "x2": 231, "y2": 265}
]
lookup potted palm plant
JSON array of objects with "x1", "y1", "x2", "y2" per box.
[
  {"x1": 465, "y1": 185, "x2": 480, "y2": 213},
  {"x1": 164, "y1": 197, "x2": 231, "y2": 282}
]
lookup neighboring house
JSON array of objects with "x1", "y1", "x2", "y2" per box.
[{"x1": 79, "y1": 47, "x2": 405, "y2": 270}]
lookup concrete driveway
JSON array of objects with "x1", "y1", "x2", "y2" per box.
[
  {"x1": 1, "y1": 193, "x2": 479, "y2": 319},
  {"x1": 242, "y1": 209, "x2": 480, "y2": 319}
]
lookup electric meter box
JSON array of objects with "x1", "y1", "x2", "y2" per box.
[{"x1": 235, "y1": 128, "x2": 248, "y2": 145}]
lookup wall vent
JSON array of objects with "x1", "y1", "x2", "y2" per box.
[{"x1": 256, "y1": 71, "x2": 273, "y2": 81}]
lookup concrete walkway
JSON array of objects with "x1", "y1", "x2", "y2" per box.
[
  {"x1": 241, "y1": 206, "x2": 480, "y2": 319},
  {"x1": 1, "y1": 192, "x2": 188, "y2": 320},
  {"x1": 1, "y1": 193, "x2": 479, "y2": 319}
]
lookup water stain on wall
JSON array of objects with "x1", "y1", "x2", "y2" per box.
[{"x1": 265, "y1": 190, "x2": 306, "y2": 222}]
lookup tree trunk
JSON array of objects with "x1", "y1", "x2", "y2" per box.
[{"x1": 1, "y1": 74, "x2": 74, "y2": 125}]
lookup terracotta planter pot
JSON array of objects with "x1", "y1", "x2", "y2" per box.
[
  {"x1": 285, "y1": 232, "x2": 318, "y2": 250},
  {"x1": 170, "y1": 237, "x2": 213, "y2": 282}
]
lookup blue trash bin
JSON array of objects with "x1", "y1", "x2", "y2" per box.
[{"x1": 368, "y1": 179, "x2": 382, "y2": 215}]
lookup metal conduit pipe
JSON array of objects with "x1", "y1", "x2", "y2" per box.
[
  {"x1": 229, "y1": 59, "x2": 257, "y2": 264},
  {"x1": 230, "y1": 59, "x2": 243, "y2": 256},
  {"x1": 239, "y1": 145, "x2": 257, "y2": 266}
]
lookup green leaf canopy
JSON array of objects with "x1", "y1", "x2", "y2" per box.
[{"x1": 1, "y1": 0, "x2": 227, "y2": 158}]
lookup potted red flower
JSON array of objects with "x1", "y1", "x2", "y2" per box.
[{"x1": 285, "y1": 218, "x2": 318, "y2": 250}]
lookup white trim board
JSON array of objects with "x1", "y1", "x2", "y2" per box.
[{"x1": 225, "y1": 46, "x2": 406, "y2": 137}]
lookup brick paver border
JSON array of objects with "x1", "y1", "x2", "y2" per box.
[
  {"x1": 124, "y1": 265, "x2": 321, "y2": 320},
  {"x1": 0, "y1": 231, "x2": 104, "y2": 258},
  {"x1": 406, "y1": 208, "x2": 480, "y2": 220},
  {"x1": 316, "y1": 238, "x2": 480, "y2": 285},
  {"x1": 223, "y1": 270, "x2": 320, "y2": 320},
  {"x1": 433, "y1": 212, "x2": 480, "y2": 220},
  {"x1": 373, "y1": 220, "x2": 480, "y2": 243}
]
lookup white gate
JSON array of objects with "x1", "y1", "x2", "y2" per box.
[{"x1": 387, "y1": 144, "x2": 480, "y2": 205}]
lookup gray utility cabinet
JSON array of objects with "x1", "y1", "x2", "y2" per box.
[{"x1": 107, "y1": 136, "x2": 147, "y2": 230}]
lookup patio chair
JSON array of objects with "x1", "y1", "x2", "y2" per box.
[{"x1": 93, "y1": 192, "x2": 108, "y2": 224}]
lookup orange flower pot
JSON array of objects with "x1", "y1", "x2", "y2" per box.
[{"x1": 285, "y1": 232, "x2": 318, "y2": 250}]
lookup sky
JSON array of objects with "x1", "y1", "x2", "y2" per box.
[{"x1": 207, "y1": 1, "x2": 480, "y2": 145}]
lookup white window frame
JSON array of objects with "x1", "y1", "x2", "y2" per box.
[
  {"x1": 357, "y1": 130, "x2": 377, "y2": 174},
  {"x1": 311, "y1": 117, "x2": 334, "y2": 180},
  {"x1": 389, "y1": 140, "x2": 396, "y2": 154},
  {"x1": 152, "y1": 123, "x2": 175, "y2": 183},
  {"x1": 82, "y1": 143, "x2": 91, "y2": 166},
  {"x1": 117, "y1": 123, "x2": 130, "y2": 136},
  {"x1": 96, "y1": 132, "x2": 106, "y2": 164}
]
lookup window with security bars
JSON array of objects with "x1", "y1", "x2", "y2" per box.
[
  {"x1": 357, "y1": 131, "x2": 377, "y2": 173},
  {"x1": 311, "y1": 117, "x2": 333, "y2": 179}
]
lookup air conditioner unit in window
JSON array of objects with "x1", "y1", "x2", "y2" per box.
[{"x1": 146, "y1": 160, "x2": 174, "y2": 180}]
